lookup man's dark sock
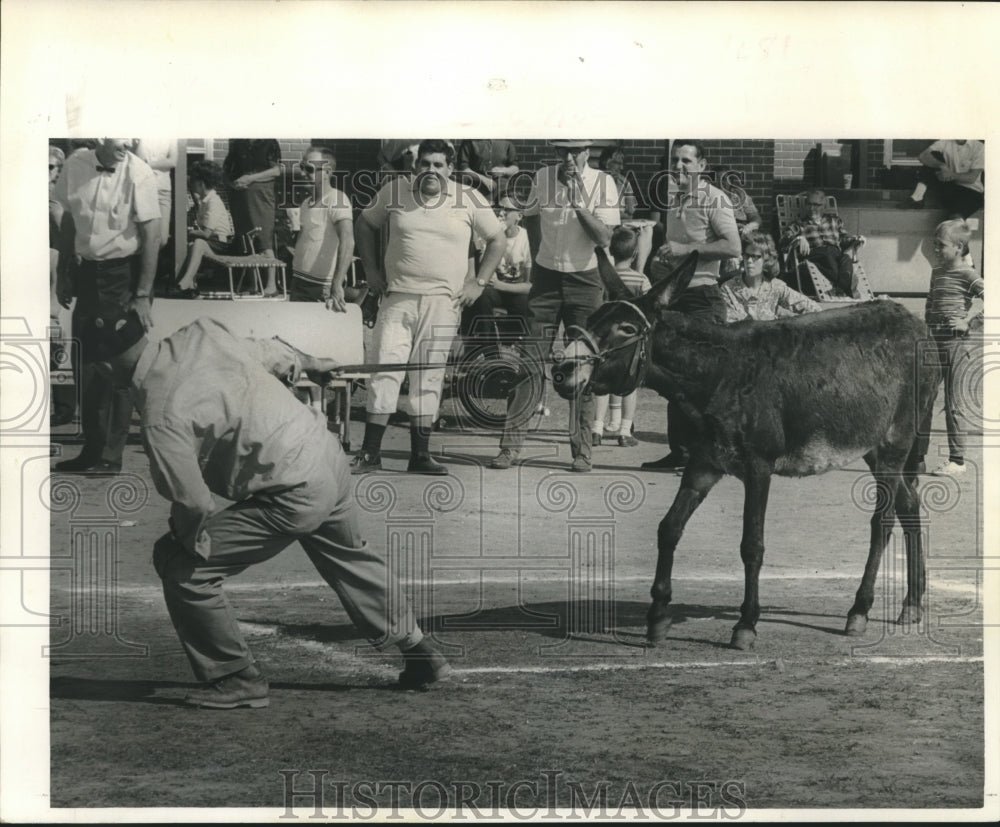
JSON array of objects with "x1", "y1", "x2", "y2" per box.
[
  {"x1": 410, "y1": 422, "x2": 431, "y2": 457},
  {"x1": 362, "y1": 423, "x2": 386, "y2": 456}
]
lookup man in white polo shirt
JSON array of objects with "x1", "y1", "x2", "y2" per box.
[
  {"x1": 352, "y1": 139, "x2": 506, "y2": 475},
  {"x1": 642, "y1": 139, "x2": 740, "y2": 472},
  {"x1": 489, "y1": 139, "x2": 621, "y2": 473},
  {"x1": 53, "y1": 137, "x2": 160, "y2": 475}
]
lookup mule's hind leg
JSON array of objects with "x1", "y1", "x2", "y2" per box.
[
  {"x1": 647, "y1": 464, "x2": 721, "y2": 644},
  {"x1": 894, "y1": 472, "x2": 926, "y2": 626},
  {"x1": 846, "y1": 452, "x2": 900, "y2": 636}
]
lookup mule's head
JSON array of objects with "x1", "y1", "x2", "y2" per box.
[{"x1": 552, "y1": 252, "x2": 698, "y2": 399}]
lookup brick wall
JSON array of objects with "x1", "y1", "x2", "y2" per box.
[{"x1": 774, "y1": 139, "x2": 823, "y2": 182}]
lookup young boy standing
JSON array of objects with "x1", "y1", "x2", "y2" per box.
[
  {"x1": 290, "y1": 146, "x2": 355, "y2": 310},
  {"x1": 925, "y1": 219, "x2": 984, "y2": 477}
]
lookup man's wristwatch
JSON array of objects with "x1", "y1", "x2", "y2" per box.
[
  {"x1": 135, "y1": 293, "x2": 151, "y2": 299},
  {"x1": 476, "y1": 277, "x2": 489, "y2": 287}
]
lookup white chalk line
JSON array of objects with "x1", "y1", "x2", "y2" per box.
[
  {"x1": 61, "y1": 572, "x2": 980, "y2": 597},
  {"x1": 448, "y1": 655, "x2": 984, "y2": 675},
  {"x1": 234, "y1": 631, "x2": 985, "y2": 677}
]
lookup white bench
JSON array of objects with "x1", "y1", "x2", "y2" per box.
[{"x1": 150, "y1": 299, "x2": 365, "y2": 446}]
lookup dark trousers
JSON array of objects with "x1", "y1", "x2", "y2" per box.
[
  {"x1": 931, "y1": 331, "x2": 979, "y2": 462},
  {"x1": 807, "y1": 244, "x2": 856, "y2": 297},
  {"x1": 501, "y1": 263, "x2": 604, "y2": 460},
  {"x1": 666, "y1": 284, "x2": 727, "y2": 456},
  {"x1": 289, "y1": 276, "x2": 328, "y2": 303},
  {"x1": 918, "y1": 168, "x2": 984, "y2": 219},
  {"x1": 460, "y1": 285, "x2": 531, "y2": 342},
  {"x1": 72, "y1": 257, "x2": 139, "y2": 465}
]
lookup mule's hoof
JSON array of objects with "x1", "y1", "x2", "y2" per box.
[
  {"x1": 896, "y1": 606, "x2": 921, "y2": 626},
  {"x1": 730, "y1": 627, "x2": 756, "y2": 651},
  {"x1": 844, "y1": 614, "x2": 867, "y2": 636},
  {"x1": 646, "y1": 618, "x2": 672, "y2": 644}
]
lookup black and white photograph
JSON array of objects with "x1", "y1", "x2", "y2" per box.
[{"x1": 1, "y1": 1, "x2": 997, "y2": 822}]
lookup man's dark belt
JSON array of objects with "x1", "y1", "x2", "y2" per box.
[{"x1": 79, "y1": 256, "x2": 135, "y2": 270}]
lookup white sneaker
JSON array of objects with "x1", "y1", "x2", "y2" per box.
[{"x1": 931, "y1": 461, "x2": 967, "y2": 477}]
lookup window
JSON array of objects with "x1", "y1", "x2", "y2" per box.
[{"x1": 883, "y1": 139, "x2": 932, "y2": 167}]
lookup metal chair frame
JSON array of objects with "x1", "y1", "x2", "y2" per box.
[
  {"x1": 776, "y1": 192, "x2": 875, "y2": 302},
  {"x1": 201, "y1": 227, "x2": 287, "y2": 300}
]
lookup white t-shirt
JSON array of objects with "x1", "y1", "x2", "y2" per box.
[
  {"x1": 928, "y1": 140, "x2": 985, "y2": 193},
  {"x1": 292, "y1": 187, "x2": 353, "y2": 283},
  {"x1": 363, "y1": 178, "x2": 502, "y2": 297},
  {"x1": 489, "y1": 227, "x2": 531, "y2": 281},
  {"x1": 134, "y1": 139, "x2": 176, "y2": 194},
  {"x1": 195, "y1": 189, "x2": 234, "y2": 242}
]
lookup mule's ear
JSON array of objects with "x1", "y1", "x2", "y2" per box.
[
  {"x1": 646, "y1": 251, "x2": 699, "y2": 310},
  {"x1": 595, "y1": 247, "x2": 632, "y2": 302}
]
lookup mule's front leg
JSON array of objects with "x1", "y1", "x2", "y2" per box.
[
  {"x1": 731, "y1": 467, "x2": 771, "y2": 651},
  {"x1": 647, "y1": 466, "x2": 721, "y2": 644}
]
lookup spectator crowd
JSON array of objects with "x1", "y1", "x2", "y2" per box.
[{"x1": 49, "y1": 137, "x2": 984, "y2": 482}]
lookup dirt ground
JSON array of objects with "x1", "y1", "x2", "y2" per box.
[{"x1": 46, "y1": 383, "x2": 986, "y2": 815}]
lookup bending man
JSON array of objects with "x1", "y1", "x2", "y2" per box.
[{"x1": 80, "y1": 310, "x2": 450, "y2": 709}]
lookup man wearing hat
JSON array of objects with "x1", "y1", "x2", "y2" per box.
[
  {"x1": 490, "y1": 139, "x2": 621, "y2": 473},
  {"x1": 52, "y1": 137, "x2": 160, "y2": 476},
  {"x1": 80, "y1": 310, "x2": 452, "y2": 708}
]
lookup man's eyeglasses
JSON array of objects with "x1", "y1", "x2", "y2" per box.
[
  {"x1": 49, "y1": 164, "x2": 62, "y2": 171},
  {"x1": 807, "y1": 201, "x2": 825, "y2": 207}
]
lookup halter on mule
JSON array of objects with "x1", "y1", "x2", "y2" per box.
[{"x1": 561, "y1": 300, "x2": 653, "y2": 389}]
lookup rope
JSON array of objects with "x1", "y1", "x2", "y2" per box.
[{"x1": 329, "y1": 361, "x2": 453, "y2": 375}]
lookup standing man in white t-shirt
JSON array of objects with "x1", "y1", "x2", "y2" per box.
[
  {"x1": 899, "y1": 139, "x2": 985, "y2": 219},
  {"x1": 289, "y1": 146, "x2": 355, "y2": 309},
  {"x1": 352, "y1": 139, "x2": 506, "y2": 475},
  {"x1": 489, "y1": 139, "x2": 621, "y2": 473}
]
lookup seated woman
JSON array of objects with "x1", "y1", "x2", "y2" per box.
[
  {"x1": 174, "y1": 160, "x2": 235, "y2": 295},
  {"x1": 721, "y1": 231, "x2": 822, "y2": 322}
]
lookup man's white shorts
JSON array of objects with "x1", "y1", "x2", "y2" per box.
[{"x1": 366, "y1": 292, "x2": 460, "y2": 417}]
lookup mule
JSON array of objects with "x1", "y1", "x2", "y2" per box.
[{"x1": 551, "y1": 253, "x2": 939, "y2": 649}]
